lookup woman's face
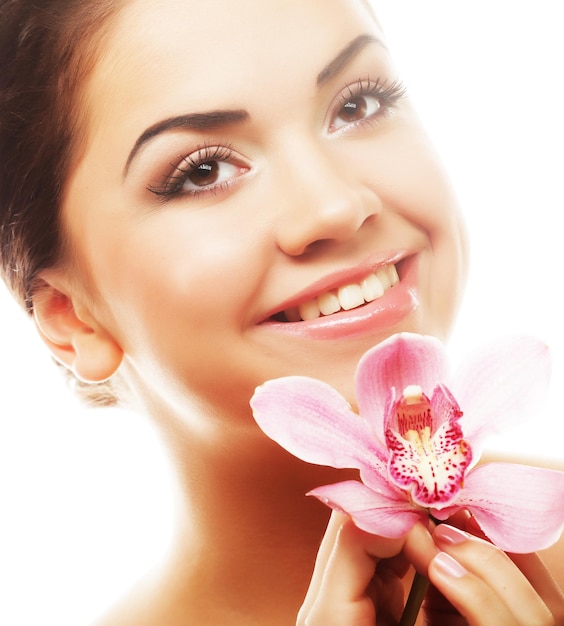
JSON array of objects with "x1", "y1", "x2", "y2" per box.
[{"x1": 61, "y1": 0, "x2": 468, "y2": 417}]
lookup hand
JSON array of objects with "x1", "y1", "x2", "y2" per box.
[
  {"x1": 425, "y1": 522, "x2": 564, "y2": 626},
  {"x1": 298, "y1": 511, "x2": 564, "y2": 626},
  {"x1": 297, "y1": 512, "x2": 436, "y2": 626}
]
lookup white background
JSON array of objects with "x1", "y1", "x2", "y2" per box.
[{"x1": 1, "y1": 2, "x2": 563, "y2": 624}]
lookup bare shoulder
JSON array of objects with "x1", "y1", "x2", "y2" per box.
[
  {"x1": 88, "y1": 576, "x2": 159, "y2": 626},
  {"x1": 87, "y1": 568, "x2": 195, "y2": 626},
  {"x1": 87, "y1": 565, "x2": 242, "y2": 626}
]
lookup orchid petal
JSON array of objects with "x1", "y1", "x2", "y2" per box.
[
  {"x1": 356, "y1": 333, "x2": 449, "y2": 440},
  {"x1": 251, "y1": 333, "x2": 564, "y2": 555},
  {"x1": 309, "y1": 480, "x2": 424, "y2": 538},
  {"x1": 453, "y1": 336, "x2": 551, "y2": 452},
  {"x1": 251, "y1": 377, "x2": 386, "y2": 473},
  {"x1": 430, "y1": 384, "x2": 463, "y2": 430},
  {"x1": 442, "y1": 462, "x2": 564, "y2": 553}
]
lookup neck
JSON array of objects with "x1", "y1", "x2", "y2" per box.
[{"x1": 150, "y1": 403, "x2": 358, "y2": 624}]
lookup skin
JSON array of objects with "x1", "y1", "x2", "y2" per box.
[{"x1": 31, "y1": 0, "x2": 563, "y2": 624}]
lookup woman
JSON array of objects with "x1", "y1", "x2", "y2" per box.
[{"x1": 1, "y1": 0, "x2": 562, "y2": 623}]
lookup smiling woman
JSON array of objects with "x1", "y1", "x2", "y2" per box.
[{"x1": 0, "y1": 1, "x2": 563, "y2": 626}]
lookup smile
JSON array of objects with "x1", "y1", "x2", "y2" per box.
[
  {"x1": 274, "y1": 264, "x2": 400, "y2": 322},
  {"x1": 261, "y1": 254, "x2": 419, "y2": 340}
]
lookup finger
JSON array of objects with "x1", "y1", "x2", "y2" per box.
[
  {"x1": 401, "y1": 523, "x2": 462, "y2": 626},
  {"x1": 509, "y1": 552, "x2": 564, "y2": 624},
  {"x1": 432, "y1": 524, "x2": 554, "y2": 625},
  {"x1": 402, "y1": 520, "x2": 439, "y2": 575},
  {"x1": 318, "y1": 518, "x2": 403, "y2": 600},
  {"x1": 428, "y1": 550, "x2": 518, "y2": 624},
  {"x1": 304, "y1": 517, "x2": 406, "y2": 625},
  {"x1": 297, "y1": 510, "x2": 347, "y2": 622}
]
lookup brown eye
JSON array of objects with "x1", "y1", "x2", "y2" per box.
[
  {"x1": 331, "y1": 93, "x2": 383, "y2": 132},
  {"x1": 148, "y1": 145, "x2": 249, "y2": 200},
  {"x1": 339, "y1": 96, "x2": 370, "y2": 122},
  {"x1": 189, "y1": 161, "x2": 219, "y2": 187}
]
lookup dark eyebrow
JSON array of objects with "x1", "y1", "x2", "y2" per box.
[
  {"x1": 124, "y1": 35, "x2": 381, "y2": 178},
  {"x1": 317, "y1": 34, "x2": 383, "y2": 86},
  {"x1": 124, "y1": 109, "x2": 249, "y2": 178}
]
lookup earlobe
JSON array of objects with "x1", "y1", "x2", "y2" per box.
[{"x1": 33, "y1": 278, "x2": 123, "y2": 384}]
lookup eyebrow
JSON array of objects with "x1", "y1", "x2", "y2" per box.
[
  {"x1": 316, "y1": 33, "x2": 383, "y2": 86},
  {"x1": 124, "y1": 33, "x2": 382, "y2": 178},
  {"x1": 124, "y1": 109, "x2": 249, "y2": 177}
]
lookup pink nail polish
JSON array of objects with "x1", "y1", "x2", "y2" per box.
[
  {"x1": 435, "y1": 524, "x2": 469, "y2": 545},
  {"x1": 434, "y1": 552, "x2": 468, "y2": 578}
]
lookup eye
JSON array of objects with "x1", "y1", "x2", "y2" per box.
[
  {"x1": 183, "y1": 159, "x2": 239, "y2": 190},
  {"x1": 148, "y1": 144, "x2": 249, "y2": 200},
  {"x1": 333, "y1": 94, "x2": 382, "y2": 130},
  {"x1": 329, "y1": 78, "x2": 406, "y2": 133}
]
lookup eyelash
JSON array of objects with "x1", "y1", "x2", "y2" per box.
[
  {"x1": 147, "y1": 144, "x2": 240, "y2": 200},
  {"x1": 147, "y1": 76, "x2": 407, "y2": 201},
  {"x1": 330, "y1": 77, "x2": 406, "y2": 133}
]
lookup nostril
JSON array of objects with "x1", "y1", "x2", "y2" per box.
[
  {"x1": 300, "y1": 237, "x2": 341, "y2": 257},
  {"x1": 275, "y1": 190, "x2": 381, "y2": 257},
  {"x1": 362, "y1": 213, "x2": 378, "y2": 227}
]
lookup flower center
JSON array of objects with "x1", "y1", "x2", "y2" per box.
[
  {"x1": 396, "y1": 385, "x2": 432, "y2": 437},
  {"x1": 385, "y1": 384, "x2": 473, "y2": 508}
]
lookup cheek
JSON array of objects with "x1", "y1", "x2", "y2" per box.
[
  {"x1": 89, "y1": 207, "x2": 267, "y2": 348},
  {"x1": 366, "y1": 123, "x2": 467, "y2": 263},
  {"x1": 360, "y1": 124, "x2": 469, "y2": 331},
  {"x1": 369, "y1": 124, "x2": 460, "y2": 221},
  {"x1": 110, "y1": 213, "x2": 273, "y2": 414}
]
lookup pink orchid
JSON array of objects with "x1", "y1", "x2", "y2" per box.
[{"x1": 250, "y1": 333, "x2": 564, "y2": 553}]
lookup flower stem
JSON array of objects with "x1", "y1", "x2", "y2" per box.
[{"x1": 397, "y1": 571, "x2": 429, "y2": 626}]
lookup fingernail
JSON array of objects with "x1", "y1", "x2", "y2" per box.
[
  {"x1": 433, "y1": 551, "x2": 469, "y2": 578},
  {"x1": 434, "y1": 524, "x2": 469, "y2": 545}
]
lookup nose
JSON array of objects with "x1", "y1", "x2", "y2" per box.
[{"x1": 273, "y1": 141, "x2": 381, "y2": 257}]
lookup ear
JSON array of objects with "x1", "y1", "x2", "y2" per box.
[{"x1": 32, "y1": 272, "x2": 123, "y2": 384}]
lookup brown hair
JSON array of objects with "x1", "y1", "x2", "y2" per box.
[
  {"x1": 0, "y1": 0, "x2": 121, "y2": 309},
  {"x1": 0, "y1": 0, "x2": 123, "y2": 403},
  {"x1": 0, "y1": 0, "x2": 378, "y2": 308}
]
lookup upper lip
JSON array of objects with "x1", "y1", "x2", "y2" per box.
[{"x1": 259, "y1": 250, "x2": 412, "y2": 323}]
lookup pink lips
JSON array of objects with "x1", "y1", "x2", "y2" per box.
[{"x1": 260, "y1": 253, "x2": 420, "y2": 340}]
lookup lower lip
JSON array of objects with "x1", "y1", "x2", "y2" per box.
[{"x1": 259, "y1": 258, "x2": 420, "y2": 340}]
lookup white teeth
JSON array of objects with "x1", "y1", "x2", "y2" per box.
[
  {"x1": 338, "y1": 284, "x2": 364, "y2": 310},
  {"x1": 361, "y1": 273, "x2": 385, "y2": 302},
  {"x1": 388, "y1": 264, "x2": 400, "y2": 286},
  {"x1": 376, "y1": 266, "x2": 391, "y2": 290},
  {"x1": 298, "y1": 299, "x2": 321, "y2": 321},
  {"x1": 318, "y1": 291, "x2": 341, "y2": 315},
  {"x1": 284, "y1": 263, "x2": 400, "y2": 322}
]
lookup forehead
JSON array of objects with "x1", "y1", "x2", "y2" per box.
[
  {"x1": 69, "y1": 0, "x2": 388, "y2": 193},
  {"x1": 86, "y1": 0, "x2": 381, "y2": 115}
]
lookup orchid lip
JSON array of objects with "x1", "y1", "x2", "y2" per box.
[{"x1": 264, "y1": 253, "x2": 410, "y2": 324}]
